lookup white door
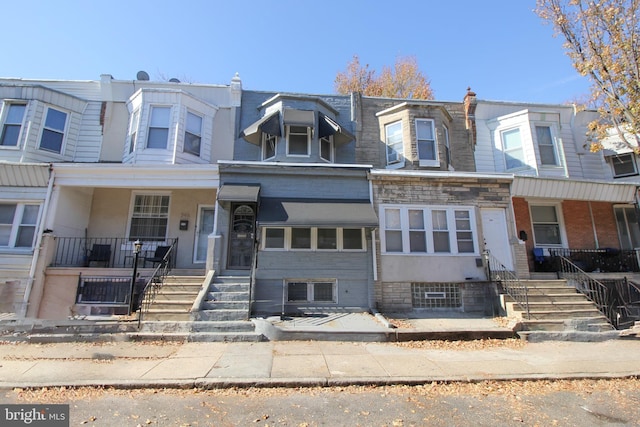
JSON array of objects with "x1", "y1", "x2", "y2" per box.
[
  {"x1": 194, "y1": 206, "x2": 215, "y2": 263},
  {"x1": 481, "y1": 208, "x2": 513, "y2": 270}
]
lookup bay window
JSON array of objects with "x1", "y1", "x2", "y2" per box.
[
  {"x1": 381, "y1": 205, "x2": 477, "y2": 254},
  {"x1": 39, "y1": 107, "x2": 68, "y2": 153}
]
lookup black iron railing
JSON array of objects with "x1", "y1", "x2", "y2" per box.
[
  {"x1": 137, "y1": 243, "x2": 175, "y2": 327},
  {"x1": 483, "y1": 250, "x2": 530, "y2": 319},
  {"x1": 547, "y1": 248, "x2": 640, "y2": 273},
  {"x1": 51, "y1": 237, "x2": 178, "y2": 269},
  {"x1": 555, "y1": 254, "x2": 616, "y2": 327}
]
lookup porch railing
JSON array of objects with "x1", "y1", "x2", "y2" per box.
[
  {"x1": 51, "y1": 237, "x2": 178, "y2": 269},
  {"x1": 483, "y1": 250, "x2": 530, "y2": 319},
  {"x1": 547, "y1": 248, "x2": 640, "y2": 273},
  {"x1": 555, "y1": 254, "x2": 616, "y2": 327},
  {"x1": 137, "y1": 243, "x2": 175, "y2": 327}
]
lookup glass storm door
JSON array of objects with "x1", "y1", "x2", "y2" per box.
[
  {"x1": 228, "y1": 204, "x2": 256, "y2": 269},
  {"x1": 194, "y1": 206, "x2": 215, "y2": 263}
]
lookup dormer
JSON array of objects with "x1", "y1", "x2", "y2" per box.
[
  {"x1": 0, "y1": 84, "x2": 88, "y2": 163},
  {"x1": 239, "y1": 94, "x2": 354, "y2": 163},
  {"x1": 487, "y1": 109, "x2": 567, "y2": 177},
  {"x1": 376, "y1": 102, "x2": 456, "y2": 171},
  {"x1": 124, "y1": 88, "x2": 219, "y2": 165}
]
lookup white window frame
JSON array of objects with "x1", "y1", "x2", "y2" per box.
[
  {"x1": 127, "y1": 193, "x2": 171, "y2": 242},
  {"x1": 610, "y1": 153, "x2": 638, "y2": 178},
  {"x1": 286, "y1": 125, "x2": 311, "y2": 157},
  {"x1": 0, "y1": 202, "x2": 41, "y2": 249},
  {"x1": 443, "y1": 124, "x2": 451, "y2": 167},
  {"x1": 385, "y1": 121, "x2": 404, "y2": 167},
  {"x1": 0, "y1": 102, "x2": 27, "y2": 149},
  {"x1": 128, "y1": 109, "x2": 140, "y2": 154},
  {"x1": 320, "y1": 135, "x2": 334, "y2": 163},
  {"x1": 501, "y1": 127, "x2": 526, "y2": 170},
  {"x1": 534, "y1": 124, "x2": 560, "y2": 167},
  {"x1": 38, "y1": 106, "x2": 68, "y2": 154},
  {"x1": 529, "y1": 203, "x2": 566, "y2": 248},
  {"x1": 262, "y1": 133, "x2": 277, "y2": 161},
  {"x1": 380, "y1": 205, "x2": 478, "y2": 255},
  {"x1": 183, "y1": 110, "x2": 203, "y2": 157},
  {"x1": 286, "y1": 279, "x2": 337, "y2": 303},
  {"x1": 415, "y1": 118, "x2": 439, "y2": 167},
  {"x1": 614, "y1": 205, "x2": 640, "y2": 250},
  {"x1": 261, "y1": 227, "x2": 365, "y2": 252},
  {"x1": 146, "y1": 106, "x2": 171, "y2": 149}
]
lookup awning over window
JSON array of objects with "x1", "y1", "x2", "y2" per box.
[
  {"x1": 318, "y1": 113, "x2": 355, "y2": 145},
  {"x1": 601, "y1": 129, "x2": 638, "y2": 156},
  {"x1": 217, "y1": 184, "x2": 261, "y2": 202},
  {"x1": 257, "y1": 198, "x2": 378, "y2": 227},
  {"x1": 240, "y1": 112, "x2": 281, "y2": 145},
  {"x1": 283, "y1": 109, "x2": 315, "y2": 127}
]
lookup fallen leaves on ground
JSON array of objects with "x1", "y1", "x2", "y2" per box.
[
  {"x1": 394, "y1": 338, "x2": 525, "y2": 350},
  {"x1": 11, "y1": 377, "x2": 640, "y2": 404}
]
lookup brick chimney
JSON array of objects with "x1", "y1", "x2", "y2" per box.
[{"x1": 464, "y1": 87, "x2": 477, "y2": 146}]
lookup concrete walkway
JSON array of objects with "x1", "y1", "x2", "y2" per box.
[{"x1": 1, "y1": 338, "x2": 639, "y2": 390}]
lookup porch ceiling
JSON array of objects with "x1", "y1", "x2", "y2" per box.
[{"x1": 512, "y1": 176, "x2": 637, "y2": 202}]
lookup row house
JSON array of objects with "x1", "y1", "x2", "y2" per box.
[
  {"x1": 1, "y1": 72, "x2": 637, "y2": 322},
  {"x1": 0, "y1": 74, "x2": 241, "y2": 318},
  {"x1": 473, "y1": 98, "x2": 639, "y2": 275}
]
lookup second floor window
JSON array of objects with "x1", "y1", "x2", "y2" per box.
[
  {"x1": 385, "y1": 121, "x2": 403, "y2": 165},
  {"x1": 184, "y1": 111, "x2": 202, "y2": 156},
  {"x1": 0, "y1": 103, "x2": 26, "y2": 147},
  {"x1": 611, "y1": 153, "x2": 638, "y2": 178},
  {"x1": 501, "y1": 128, "x2": 525, "y2": 170},
  {"x1": 128, "y1": 109, "x2": 140, "y2": 154},
  {"x1": 536, "y1": 125, "x2": 558, "y2": 166},
  {"x1": 320, "y1": 135, "x2": 334, "y2": 162},
  {"x1": 39, "y1": 107, "x2": 67, "y2": 153},
  {"x1": 416, "y1": 119, "x2": 437, "y2": 162},
  {"x1": 147, "y1": 106, "x2": 171, "y2": 149},
  {"x1": 287, "y1": 125, "x2": 310, "y2": 156},
  {"x1": 262, "y1": 133, "x2": 277, "y2": 160}
]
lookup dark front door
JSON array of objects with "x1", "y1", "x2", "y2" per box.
[{"x1": 228, "y1": 203, "x2": 256, "y2": 269}]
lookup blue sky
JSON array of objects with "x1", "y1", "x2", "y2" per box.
[{"x1": 2, "y1": 0, "x2": 591, "y2": 104}]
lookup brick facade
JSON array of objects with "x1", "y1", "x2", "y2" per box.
[{"x1": 513, "y1": 196, "x2": 623, "y2": 270}]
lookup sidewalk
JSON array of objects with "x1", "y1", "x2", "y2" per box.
[{"x1": 1, "y1": 338, "x2": 639, "y2": 390}]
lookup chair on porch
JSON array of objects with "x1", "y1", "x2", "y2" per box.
[
  {"x1": 143, "y1": 245, "x2": 171, "y2": 268},
  {"x1": 87, "y1": 244, "x2": 112, "y2": 267}
]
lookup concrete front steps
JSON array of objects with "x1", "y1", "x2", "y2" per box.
[
  {"x1": 143, "y1": 275, "x2": 204, "y2": 321},
  {"x1": 196, "y1": 275, "x2": 251, "y2": 321},
  {"x1": 505, "y1": 279, "x2": 614, "y2": 332}
]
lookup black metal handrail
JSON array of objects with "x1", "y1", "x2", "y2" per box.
[
  {"x1": 51, "y1": 237, "x2": 178, "y2": 269},
  {"x1": 548, "y1": 248, "x2": 640, "y2": 273},
  {"x1": 555, "y1": 254, "x2": 616, "y2": 327},
  {"x1": 483, "y1": 250, "x2": 530, "y2": 319},
  {"x1": 136, "y1": 243, "x2": 175, "y2": 327}
]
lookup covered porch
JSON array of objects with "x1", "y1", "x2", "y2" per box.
[{"x1": 512, "y1": 176, "x2": 640, "y2": 274}]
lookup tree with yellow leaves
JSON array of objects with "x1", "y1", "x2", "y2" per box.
[
  {"x1": 536, "y1": 0, "x2": 640, "y2": 152},
  {"x1": 334, "y1": 55, "x2": 434, "y2": 100}
]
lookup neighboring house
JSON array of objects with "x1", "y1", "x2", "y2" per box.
[
  {"x1": 211, "y1": 91, "x2": 378, "y2": 315},
  {"x1": 355, "y1": 91, "x2": 519, "y2": 314},
  {"x1": 0, "y1": 74, "x2": 241, "y2": 319},
  {"x1": 474, "y1": 99, "x2": 639, "y2": 274}
]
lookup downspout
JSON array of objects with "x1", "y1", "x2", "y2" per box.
[
  {"x1": 588, "y1": 201, "x2": 599, "y2": 249},
  {"x1": 21, "y1": 164, "x2": 55, "y2": 318}
]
